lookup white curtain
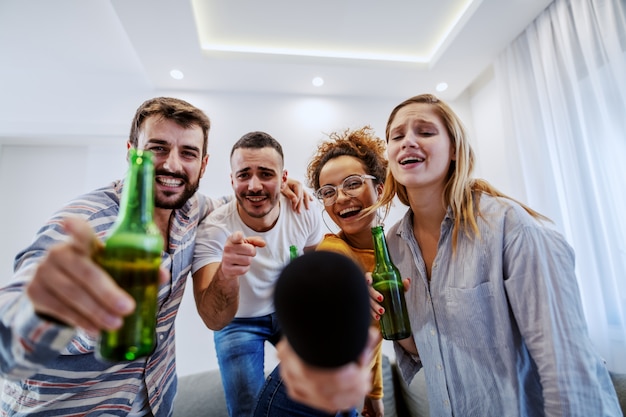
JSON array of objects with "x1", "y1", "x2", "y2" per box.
[{"x1": 495, "y1": 0, "x2": 626, "y2": 372}]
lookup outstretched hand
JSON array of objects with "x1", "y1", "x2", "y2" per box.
[
  {"x1": 26, "y1": 216, "x2": 141, "y2": 333},
  {"x1": 219, "y1": 231, "x2": 266, "y2": 278},
  {"x1": 276, "y1": 327, "x2": 380, "y2": 413}
]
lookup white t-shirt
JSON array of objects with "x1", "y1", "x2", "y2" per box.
[{"x1": 192, "y1": 196, "x2": 323, "y2": 318}]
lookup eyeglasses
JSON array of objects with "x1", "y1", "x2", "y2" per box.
[{"x1": 315, "y1": 174, "x2": 376, "y2": 206}]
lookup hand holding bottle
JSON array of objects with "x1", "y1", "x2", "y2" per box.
[
  {"x1": 27, "y1": 216, "x2": 136, "y2": 333},
  {"x1": 370, "y1": 226, "x2": 412, "y2": 340},
  {"x1": 366, "y1": 272, "x2": 411, "y2": 322},
  {"x1": 276, "y1": 326, "x2": 381, "y2": 414},
  {"x1": 366, "y1": 272, "x2": 418, "y2": 355},
  {"x1": 94, "y1": 149, "x2": 166, "y2": 361}
]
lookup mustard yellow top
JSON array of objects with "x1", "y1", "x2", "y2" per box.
[{"x1": 316, "y1": 233, "x2": 384, "y2": 400}]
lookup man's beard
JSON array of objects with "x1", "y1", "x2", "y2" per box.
[
  {"x1": 236, "y1": 191, "x2": 279, "y2": 219},
  {"x1": 155, "y1": 170, "x2": 201, "y2": 210}
]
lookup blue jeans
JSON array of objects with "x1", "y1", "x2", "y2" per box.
[
  {"x1": 214, "y1": 313, "x2": 282, "y2": 417},
  {"x1": 253, "y1": 366, "x2": 358, "y2": 417}
]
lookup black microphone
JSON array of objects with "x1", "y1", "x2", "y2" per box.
[{"x1": 274, "y1": 250, "x2": 371, "y2": 368}]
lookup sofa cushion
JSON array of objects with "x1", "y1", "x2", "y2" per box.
[
  {"x1": 393, "y1": 368, "x2": 624, "y2": 417},
  {"x1": 174, "y1": 356, "x2": 399, "y2": 417},
  {"x1": 393, "y1": 366, "x2": 430, "y2": 417},
  {"x1": 170, "y1": 365, "x2": 624, "y2": 417},
  {"x1": 374, "y1": 354, "x2": 397, "y2": 417},
  {"x1": 610, "y1": 371, "x2": 626, "y2": 414},
  {"x1": 173, "y1": 369, "x2": 228, "y2": 417}
]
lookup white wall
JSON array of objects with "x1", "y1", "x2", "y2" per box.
[
  {"x1": 0, "y1": 80, "x2": 507, "y2": 377},
  {"x1": 466, "y1": 67, "x2": 528, "y2": 202}
]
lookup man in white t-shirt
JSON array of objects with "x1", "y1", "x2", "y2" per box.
[{"x1": 192, "y1": 131, "x2": 323, "y2": 417}]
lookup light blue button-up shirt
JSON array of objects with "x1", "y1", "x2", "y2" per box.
[{"x1": 390, "y1": 193, "x2": 621, "y2": 416}]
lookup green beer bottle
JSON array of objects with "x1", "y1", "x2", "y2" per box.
[
  {"x1": 371, "y1": 225, "x2": 411, "y2": 340},
  {"x1": 96, "y1": 149, "x2": 163, "y2": 361},
  {"x1": 289, "y1": 245, "x2": 298, "y2": 261}
]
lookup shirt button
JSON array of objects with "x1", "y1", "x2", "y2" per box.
[
  {"x1": 430, "y1": 329, "x2": 436, "y2": 336},
  {"x1": 444, "y1": 400, "x2": 450, "y2": 407},
  {"x1": 437, "y1": 364, "x2": 442, "y2": 370},
  {"x1": 159, "y1": 334, "x2": 164, "y2": 340}
]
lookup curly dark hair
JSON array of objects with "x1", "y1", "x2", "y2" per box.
[{"x1": 306, "y1": 126, "x2": 387, "y2": 191}]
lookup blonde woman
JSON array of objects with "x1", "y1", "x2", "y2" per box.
[{"x1": 274, "y1": 94, "x2": 622, "y2": 416}]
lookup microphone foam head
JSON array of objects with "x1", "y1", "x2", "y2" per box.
[{"x1": 274, "y1": 250, "x2": 370, "y2": 368}]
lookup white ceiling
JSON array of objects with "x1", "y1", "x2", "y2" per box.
[{"x1": 0, "y1": 0, "x2": 553, "y2": 101}]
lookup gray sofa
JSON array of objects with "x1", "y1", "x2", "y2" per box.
[
  {"x1": 0, "y1": 357, "x2": 621, "y2": 415},
  {"x1": 173, "y1": 356, "x2": 626, "y2": 416},
  {"x1": 173, "y1": 355, "x2": 423, "y2": 417}
]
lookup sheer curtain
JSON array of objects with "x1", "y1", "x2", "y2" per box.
[{"x1": 495, "y1": 0, "x2": 626, "y2": 372}]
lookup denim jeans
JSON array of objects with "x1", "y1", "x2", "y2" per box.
[
  {"x1": 214, "y1": 313, "x2": 282, "y2": 417},
  {"x1": 253, "y1": 366, "x2": 358, "y2": 417}
]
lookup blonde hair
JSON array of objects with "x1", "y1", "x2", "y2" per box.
[{"x1": 377, "y1": 94, "x2": 549, "y2": 250}]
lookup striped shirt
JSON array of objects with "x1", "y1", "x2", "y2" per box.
[
  {"x1": 390, "y1": 193, "x2": 621, "y2": 417},
  {"x1": 0, "y1": 180, "x2": 227, "y2": 416}
]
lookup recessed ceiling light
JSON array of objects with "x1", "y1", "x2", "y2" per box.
[
  {"x1": 436, "y1": 82, "x2": 448, "y2": 92},
  {"x1": 170, "y1": 69, "x2": 184, "y2": 80},
  {"x1": 312, "y1": 77, "x2": 324, "y2": 87}
]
